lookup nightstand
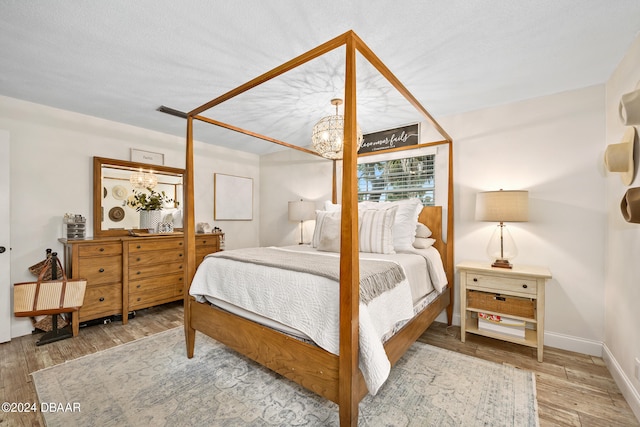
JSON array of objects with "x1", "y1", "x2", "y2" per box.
[{"x1": 457, "y1": 261, "x2": 552, "y2": 362}]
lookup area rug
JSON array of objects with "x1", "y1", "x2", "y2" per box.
[{"x1": 32, "y1": 328, "x2": 538, "y2": 426}]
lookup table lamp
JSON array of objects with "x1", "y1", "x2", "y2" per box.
[
  {"x1": 475, "y1": 190, "x2": 529, "y2": 268},
  {"x1": 288, "y1": 199, "x2": 316, "y2": 244}
]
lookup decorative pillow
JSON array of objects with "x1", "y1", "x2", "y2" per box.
[
  {"x1": 312, "y1": 210, "x2": 341, "y2": 248},
  {"x1": 359, "y1": 198, "x2": 422, "y2": 251},
  {"x1": 323, "y1": 200, "x2": 341, "y2": 212},
  {"x1": 415, "y1": 223, "x2": 432, "y2": 238},
  {"x1": 317, "y1": 214, "x2": 341, "y2": 252},
  {"x1": 413, "y1": 237, "x2": 436, "y2": 249},
  {"x1": 359, "y1": 206, "x2": 397, "y2": 254}
]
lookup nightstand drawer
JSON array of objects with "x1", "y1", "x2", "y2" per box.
[
  {"x1": 466, "y1": 273, "x2": 537, "y2": 295},
  {"x1": 467, "y1": 290, "x2": 535, "y2": 319}
]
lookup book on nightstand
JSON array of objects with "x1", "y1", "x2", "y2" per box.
[{"x1": 478, "y1": 312, "x2": 526, "y2": 338}]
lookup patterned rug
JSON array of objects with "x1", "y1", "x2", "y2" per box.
[{"x1": 32, "y1": 328, "x2": 538, "y2": 426}]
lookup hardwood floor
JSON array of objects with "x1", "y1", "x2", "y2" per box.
[{"x1": 1, "y1": 302, "x2": 637, "y2": 426}]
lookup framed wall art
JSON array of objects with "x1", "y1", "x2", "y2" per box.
[{"x1": 214, "y1": 173, "x2": 253, "y2": 220}]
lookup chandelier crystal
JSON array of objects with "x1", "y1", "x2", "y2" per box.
[
  {"x1": 130, "y1": 169, "x2": 158, "y2": 189},
  {"x1": 312, "y1": 99, "x2": 363, "y2": 159}
]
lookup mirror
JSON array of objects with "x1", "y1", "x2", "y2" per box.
[{"x1": 93, "y1": 157, "x2": 185, "y2": 237}]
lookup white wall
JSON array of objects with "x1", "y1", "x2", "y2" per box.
[
  {"x1": 443, "y1": 85, "x2": 607, "y2": 355},
  {"x1": 0, "y1": 95, "x2": 260, "y2": 338},
  {"x1": 603, "y1": 32, "x2": 640, "y2": 420},
  {"x1": 260, "y1": 147, "x2": 332, "y2": 246}
]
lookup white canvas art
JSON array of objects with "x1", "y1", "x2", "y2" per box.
[{"x1": 214, "y1": 173, "x2": 253, "y2": 220}]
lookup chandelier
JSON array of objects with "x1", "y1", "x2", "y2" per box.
[
  {"x1": 311, "y1": 99, "x2": 363, "y2": 159},
  {"x1": 129, "y1": 169, "x2": 158, "y2": 189}
]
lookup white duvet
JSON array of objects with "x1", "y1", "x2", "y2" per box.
[{"x1": 189, "y1": 245, "x2": 446, "y2": 395}]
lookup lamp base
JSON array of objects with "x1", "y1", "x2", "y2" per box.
[{"x1": 491, "y1": 259, "x2": 513, "y2": 269}]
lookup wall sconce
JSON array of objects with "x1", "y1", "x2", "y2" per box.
[
  {"x1": 476, "y1": 189, "x2": 529, "y2": 268},
  {"x1": 288, "y1": 199, "x2": 316, "y2": 245}
]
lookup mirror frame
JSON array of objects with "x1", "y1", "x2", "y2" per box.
[{"x1": 93, "y1": 156, "x2": 185, "y2": 237}]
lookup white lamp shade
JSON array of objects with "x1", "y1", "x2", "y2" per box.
[
  {"x1": 288, "y1": 200, "x2": 316, "y2": 221},
  {"x1": 475, "y1": 190, "x2": 529, "y2": 222}
]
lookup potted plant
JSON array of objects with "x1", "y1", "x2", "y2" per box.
[{"x1": 125, "y1": 188, "x2": 177, "y2": 231}]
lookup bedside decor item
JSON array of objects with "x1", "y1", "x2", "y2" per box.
[
  {"x1": 197, "y1": 222, "x2": 212, "y2": 233},
  {"x1": 619, "y1": 81, "x2": 640, "y2": 126},
  {"x1": 311, "y1": 98, "x2": 363, "y2": 159},
  {"x1": 288, "y1": 199, "x2": 315, "y2": 244},
  {"x1": 604, "y1": 127, "x2": 636, "y2": 185},
  {"x1": 621, "y1": 187, "x2": 640, "y2": 223},
  {"x1": 476, "y1": 189, "x2": 529, "y2": 269}
]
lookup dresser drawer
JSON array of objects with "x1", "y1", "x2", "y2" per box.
[
  {"x1": 129, "y1": 261, "x2": 183, "y2": 279},
  {"x1": 465, "y1": 273, "x2": 537, "y2": 295},
  {"x1": 129, "y1": 273, "x2": 183, "y2": 309},
  {"x1": 129, "y1": 272, "x2": 184, "y2": 295},
  {"x1": 79, "y1": 283, "x2": 122, "y2": 321},
  {"x1": 77, "y1": 255, "x2": 122, "y2": 285},
  {"x1": 128, "y1": 250, "x2": 184, "y2": 267},
  {"x1": 127, "y1": 238, "x2": 184, "y2": 253},
  {"x1": 78, "y1": 242, "x2": 122, "y2": 257}
]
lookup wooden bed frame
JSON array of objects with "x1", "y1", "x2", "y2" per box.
[{"x1": 182, "y1": 31, "x2": 454, "y2": 426}]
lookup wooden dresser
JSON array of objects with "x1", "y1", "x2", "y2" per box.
[{"x1": 60, "y1": 233, "x2": 223, "y2": 335}]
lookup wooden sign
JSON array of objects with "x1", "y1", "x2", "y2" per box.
[{"x1": 359, "y1": 123, "x2": 419, "y2": 154}]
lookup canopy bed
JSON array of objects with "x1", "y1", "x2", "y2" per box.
[{"x1": 182, "y1": 31, "x2": 454, "y2": 426}]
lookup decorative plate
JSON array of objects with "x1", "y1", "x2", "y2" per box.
[{"x1": 108, "y1": 207, "x2": 125, "y2": 222}]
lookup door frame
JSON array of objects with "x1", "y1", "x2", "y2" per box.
[{"x1": 0, "y1": 130, "x2": 10, "y2": 342}]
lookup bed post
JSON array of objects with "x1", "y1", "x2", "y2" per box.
[
  {"x1": 184, "y1": 115, "x2": 197, "y2": 357},
  {"x1": 446, "y1": 140, "x2": 455, "y2": 325},
  {"x1": 338, "y1": 31, "x2": 360, "y2": 427}
]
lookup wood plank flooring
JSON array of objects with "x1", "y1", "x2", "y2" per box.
[{"x1": 1, "y1": 302, "x2": 637, "y2": 426}]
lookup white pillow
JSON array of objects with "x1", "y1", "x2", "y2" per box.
[
  {"x1": 311, "y1": 210, "x2": 341, "y2": 248},
  {"x1": 359, "y1": 198, "x2": 423, "y2": 251},
  {"x1": 415, "y1": 223, "x2": 432, "y2": 238},
  {"x1": 359, "y1": 206, "x2": 397, "y2": 254},
  {"x1": 317, "y1": 214, "x2": 341, "y2": 252},
  {"x1": 324, "y1": 200, "x2": 341, "y2": 212},
  {"x1": 413, "y1": 237, "x2": 436, "y2": 249}
]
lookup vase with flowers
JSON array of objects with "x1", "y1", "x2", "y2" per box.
[{"x1": 124, "y1": 188, "x2": 177, "y2": 232}]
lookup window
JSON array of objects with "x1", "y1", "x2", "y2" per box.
[{"x1": 357, "y1": 154, "x2": 435, "y2": 205}]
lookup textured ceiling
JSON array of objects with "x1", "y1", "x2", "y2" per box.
[{"x1": 1, "y1": 1, "x2": 639, "y2": 155}]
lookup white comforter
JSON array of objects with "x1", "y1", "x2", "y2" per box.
[{"x1": 189, "y1": 245, "x2": 445, "y2": 395}]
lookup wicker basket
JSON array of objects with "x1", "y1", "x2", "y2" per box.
[{"x1": 467, "y1": 289, "x2": 535, "y2": 319}]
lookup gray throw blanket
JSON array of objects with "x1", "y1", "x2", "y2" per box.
[{"x1": 209, "y1": 247, "x2": 406, "y2": 305}]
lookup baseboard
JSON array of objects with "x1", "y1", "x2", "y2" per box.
[
  {"x1": 603, "y1": 344, "x2": 640, "y2": 422},
  {"x1": 543, "y1": 330, "x2": 603, "y2": 357}
]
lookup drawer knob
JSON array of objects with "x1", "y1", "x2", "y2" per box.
[
  {"x1": 136, "y1": 271, "x2": 141, "y2": 275},
  {"x1": 179, "y1": 254, "x2": 183, "y2": 257},
  {"x1": 99, "y1": 268, "x2": 105, "y2": 273},
  {"x1": 137, "y1": 245, "x2": 141, "y2": 249},
  {"x1": 473, "y1": 278, "x2": 478, "y2": 282},
  {"x1": 137, "y1": 297, "x2": 141, "y2": 302},
  {"x1": 522, "y1": 284, "x2": 528, "y2": 289},
  {"x1": 179, "y1": 265, "x2": 183, "y2": 269},
  {"x1": 99, "y1": 248, "x2": 105, "y2": 252},
  {"x1": 136, "y1": 284, "x2": 141, "y2": 289},
  {"x1": 99, "y1": 297, "x2": 105, "y2": 302},
  {"x1": 137, "y1": 257, "x2": 141, "y2": 262}
]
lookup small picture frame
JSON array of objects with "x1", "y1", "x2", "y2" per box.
[{"x1": 131, "y1": 149, "x2": 164, "y2": 165}]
